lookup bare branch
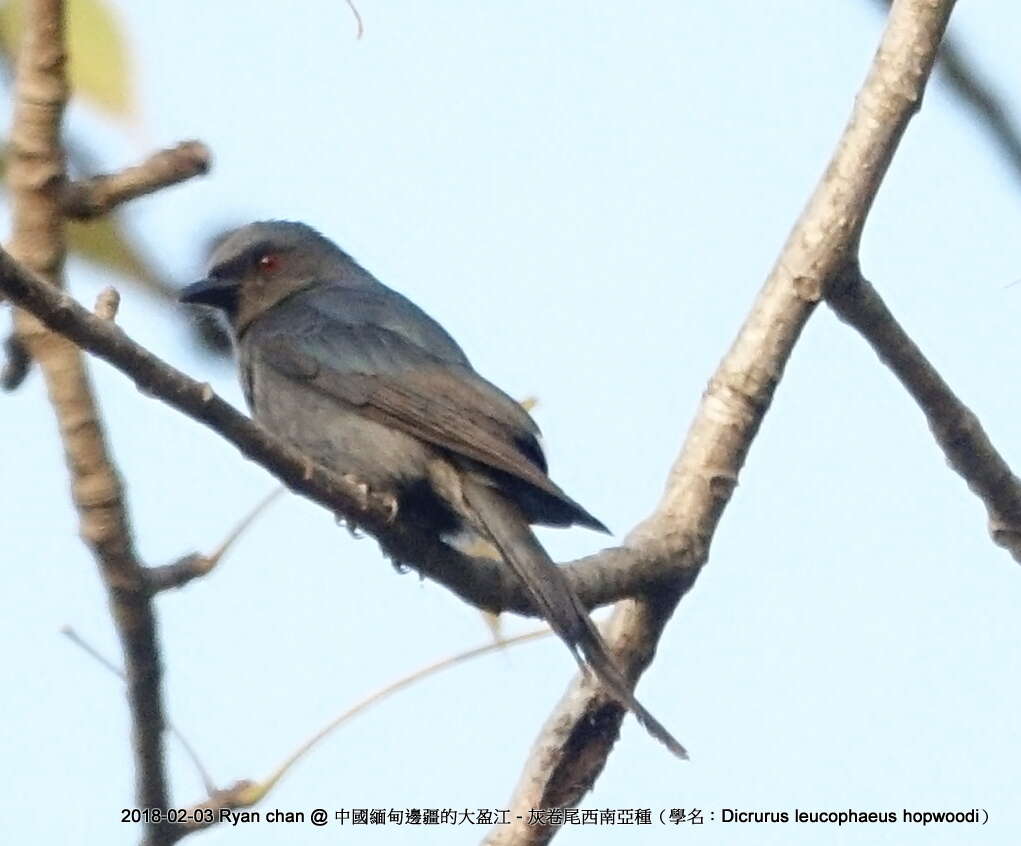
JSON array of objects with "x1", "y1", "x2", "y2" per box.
[
  {"x1": 62, "y1": 141, "x2": 211, "y2": 219},
  {"x1": 61, "y1": 627, "x2": 217, "y2": 797},
  {"x1": 938, "y1": 40, "x2": 1021, "y2": 185},
  {"x1": 343, "y1": 0, "x2": 364, "y2": 40},
  {"x1": 145, "y1": 487, "x2": 284, "y2": 592},
  {"x1": 93, "y1": 285, "x2": 120, "y2": 320},
  {"x1": 167, "y1": 628, "x2": 553, "y2": 843},
  {"x1": 829, "y1": 264, "x2": 1021, "y2": 561},
  {"x1": 874, "y1": 0, "x2": 1021, "y2": 186},
  {"x1": 4, "y1": 140, "x2": 213, "y2": 388},
  {"x1": 486, "y1": 2, "x2": 958, "y2": 842},
  {"x1": 1, "y1": 331, "x2": 30, "y2": 389},
  {"x1": 5, "y1": 2, "x2": 172, "y2": 839},
  {"x1": 0, "y1": 249, "x2": 694, "y2": 616}
]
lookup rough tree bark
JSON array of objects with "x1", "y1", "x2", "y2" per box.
[{"x1": 3, "y1": 2, "x2": 207, "y2": 844}]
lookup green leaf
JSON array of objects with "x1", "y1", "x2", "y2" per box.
[{"x1": 0, "y1": 0, "x2": 135, "y2": 119}]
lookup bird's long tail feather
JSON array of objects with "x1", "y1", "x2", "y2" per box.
[{"x1": 461, "y1": 476, "x2": 687, "y2": 759}]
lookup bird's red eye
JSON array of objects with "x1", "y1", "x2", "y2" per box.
[{"x1": 258, "y1": 253, "x2": 279, "y2": 271}]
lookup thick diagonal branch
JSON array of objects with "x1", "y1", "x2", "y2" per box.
[
  {"x1": 874, "y1": 0, "x2": 1021, "y2": 186},
  {"x1": 485, "y1": 2, "x2": 958, "y2": 843}
]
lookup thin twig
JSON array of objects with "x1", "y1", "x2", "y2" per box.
[
  {"x1": 93, "y1": 286, "x2": 120, "y2": 320},
  {"x1": 62, "y1": 141, "x2": 211, "y2": 219},
  {"x1": 267, "y1": 628, "x2": 553, "y2": 795},
  {"x1": 145, "y1": 487, "x2": 285, "y2": 591},
  {"x1": 61, "y1": 626, "x2": 217, "y2": 796},
  {"x1": 343, "y1": 0, "x2": 364, "y2": 40},
  {"x1": 1, "y1": 331, "x2": 31, "y2": 389},
  {"x1": 4, "y1": 136, "x2": 213, "y2": 391},
  {"x1": 169, "y1": 628, "x2": 553, "y2": 842}
]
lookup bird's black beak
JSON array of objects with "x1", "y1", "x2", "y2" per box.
[{"x1": 178, "y1": 277, "x2": 239, "y2": 313}]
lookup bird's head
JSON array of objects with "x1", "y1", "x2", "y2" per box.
[{"x1": 179, "y1": 220, "x2": 369, "y2": 334}]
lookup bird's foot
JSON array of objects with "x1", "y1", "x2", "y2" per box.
[
  {"x1": 380, "y1": 491, "x2": 399, "y2": 523},
  {"x1": 340, "y1": 474, "x2": 399, "y2": 523},
  {"x1": 342, "y1": 474, "x2": 371, "y2": 510}
]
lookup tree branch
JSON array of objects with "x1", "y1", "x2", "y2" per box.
[
  {"x1": 828, "y1": 263, "x2": 1021, "y2": 561},
  {"x1": 61, "y1": 626, "x2": 217, "y2": 798},
  {"x1": 144, "y1": 487, "x2": 284, "y2": 592},
  {"x1": 937, "y1": 39, "x2": 1021, "y2": 186},
  {"x1": 485, "y1": 2, "x2": 957, "y2": 843},
  {"x1": 62, "y1": 140, "x2": 211, "y2": 219},
  {"x1": 166, "y1": 629, "x2": 553, "y2": 844},
  {"x1": 4, "y1": 140, "x2": 211, "y2": 391},
  {"x1": 1, "y1": 331, "x2": 31, "y2": 389},
  {"x1": 874, "y1": 0, "x2": 1021, "y2": 187},
  {"x1": 3, "y1": 2, "x2": 181, "y2": 841},
  {"x1": 0, "y1": 248, "x2": 694, "y2": 617}
]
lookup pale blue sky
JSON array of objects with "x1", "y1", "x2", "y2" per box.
[{"x1": 2, "y1": 1, "x2": 1020, "y2": 844}]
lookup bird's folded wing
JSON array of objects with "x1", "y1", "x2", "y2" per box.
[{"x1": 257, "y1": 323, "x2": 568, "y2": 501}]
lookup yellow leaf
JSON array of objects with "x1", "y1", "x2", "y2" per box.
[
  {"x1": 69, "y1": 218, "x2": 234, "y2": 355},
  {"x1": 0, "y1": 0, "x2": 134, "y2": 119},
  {"x1": 68, "y1": 217, "x2": 166, "y2": 294}
]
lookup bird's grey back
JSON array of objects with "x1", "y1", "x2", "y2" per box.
[{"x1": 288, "y1": 282, "x2": 471, "y2": 368}]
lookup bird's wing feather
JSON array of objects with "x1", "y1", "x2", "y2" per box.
[{"x1": 254, "y1": 310, "x2": 563, "y2": 498}]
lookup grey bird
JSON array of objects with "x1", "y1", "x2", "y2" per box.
[{"x1": 180, "y1": 221, "x2": 686, "y2": 758}]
